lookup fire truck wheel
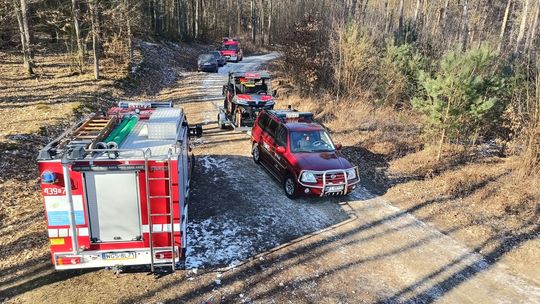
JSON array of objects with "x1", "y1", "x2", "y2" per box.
[
  {"x1": 252, "y1": 143, "x2": 261, "y2": 164},
  {"x1": 284, "y1": 175, "x2": 299, "y2": 199}
]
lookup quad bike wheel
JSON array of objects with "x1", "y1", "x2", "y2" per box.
[{"x1": 235, "y1": 109, "x2": 242, "y2": 127}]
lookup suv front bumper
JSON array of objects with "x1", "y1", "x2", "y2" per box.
[{"x1": 297, "y1": 168, "x2": 360, "y2": 197}]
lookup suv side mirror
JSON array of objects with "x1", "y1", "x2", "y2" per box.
[
  {"x1": 276, "y1": 146, "x2": 286, "y2": 154},
  {"x1": 272, "y1": 89, "x2": 278, "y2": 97},
  {"x1": 335, "y1": 143, "x2": 343, "y2": 150}
]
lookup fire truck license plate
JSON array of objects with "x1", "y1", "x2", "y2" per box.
[
  {"x1": 325, "y1": 185, "x2": 344, "y2": 192},
  {"x1": 102, "y1": 251, "x2": 136, "y2": 260}
]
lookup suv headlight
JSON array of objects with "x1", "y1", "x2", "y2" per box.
[
  {"x1": 301, "y1": 171, "x2": 317, "y2": 183},
  {"x1": 346, "y1": 168, "x2": 357, "y2": 180}
]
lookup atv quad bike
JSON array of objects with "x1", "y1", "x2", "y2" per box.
[{"x1": 218, "y1": 71, "x2": 276, "y2": 130}]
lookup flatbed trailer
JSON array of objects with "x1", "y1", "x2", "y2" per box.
[{"x1": 37, "y1": 101, "x2": 201, "y2": 272}]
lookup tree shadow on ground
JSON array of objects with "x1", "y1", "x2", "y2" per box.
[
  {"x1": 341, "y1": 145, "x2": 390, "y2": 196},
  {"x1": 119, "y1": 168, "x2": 537, "y2": 303}
]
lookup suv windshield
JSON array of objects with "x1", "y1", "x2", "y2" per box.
[
  {"x1": 222, "y1": 44, "x2": 239, "y2": 51},
  {"x1": 290, "y1": 130, "x2": 335, "y2": 153},
  {"x1": 235, "y1": 78, "x2": 270, "y2": 94}
]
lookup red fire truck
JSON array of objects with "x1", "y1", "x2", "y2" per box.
[{"x1": 37, "y1": 101, "x2": 202, "y2": 272}]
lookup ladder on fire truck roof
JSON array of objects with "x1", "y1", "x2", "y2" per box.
[
  {"x1": 71, "y1": 116, "x2": 115, "y2": 143},
  {"x1": 145, "y1": 148, "x2": 177, "y2": 273}
]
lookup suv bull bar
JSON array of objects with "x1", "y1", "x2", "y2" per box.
[{"x1": 297, "y1": 167, "x2": 360, "y2": 197}]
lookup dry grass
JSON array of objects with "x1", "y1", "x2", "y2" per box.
[
  {"x1": 272, "y1": 63, "x2": 539, "y2": 284},
  {"x1": 0, "y1": 40, "x2": 207, "y2": 276},
  {"x1": 276, "y1": 93, "x2": 422, "y2": 160}
]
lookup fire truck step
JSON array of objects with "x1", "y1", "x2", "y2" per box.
[
  {"x1": 149, "y1": 195, "x2": 172, "y2": 199},
  {"x1": 148, "y1": 177, "x2": 171, "y2": 181},
  {"x1": 150, "y1": 213, "x2": 172, "y2": 216}
]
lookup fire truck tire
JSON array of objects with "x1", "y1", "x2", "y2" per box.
[
  {"x1": 252, "y1": 143, "x2": 261, "y2": 164},
  {"x1": 284, "y1": 175, "x2": 299, "y2": 199}
]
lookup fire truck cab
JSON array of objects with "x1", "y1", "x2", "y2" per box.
[{"x1": 37, "y1": 101, "x2": 201, "y2": 272}]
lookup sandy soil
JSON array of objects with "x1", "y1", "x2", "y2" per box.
[{"x1": 0, "y1": 48, "x2": 538, "y2": 303}]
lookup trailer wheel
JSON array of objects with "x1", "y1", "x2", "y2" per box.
[
  {"x1": 284, "y1": 175, "x2": 299, "y2": 199},
  {"x1": 252, "y1": 143, "x2": 261, "y2": 164},
  {"x1": 218, "y1": 114, "x2": 226, "y2": 129}
]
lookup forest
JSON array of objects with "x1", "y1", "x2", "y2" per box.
[
  {"x1": 1, "y1": 0, "x2": 539, "y2": 171},
  {"x1": 0, "y1": 1, "x2": 539, "y2": 302}
]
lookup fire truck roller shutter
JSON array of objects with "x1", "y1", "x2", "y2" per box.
[{"x1": 85, "y1": 172, "x2": 142, "y2": 242}]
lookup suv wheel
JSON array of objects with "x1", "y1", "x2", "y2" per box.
[
  {"x1": 252, "y1": 143, "x2": 261, "y2": 164},
  {"x1": 284, "y1": 175, "x2": 298, "y2": 199}
]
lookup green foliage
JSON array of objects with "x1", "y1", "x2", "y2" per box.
[
  {"x1": 412, "y1": 46, "x2": 504, "y2": 144},
  {"x1": 378, "y1": 42, "x2": 426, "y2": 107}
]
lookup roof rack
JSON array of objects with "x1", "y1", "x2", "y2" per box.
[
  {"x1": 117, "y1": 101, "x2": 173, "y2": 109},
  {"x1": 230, "y1": 71, "x2": 271, "y2": 79}
]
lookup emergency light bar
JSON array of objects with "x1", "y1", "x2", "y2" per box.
[
  {"x1": 272, "y1": 111, "x2": 314, "y2": 121},
  {"x1": 244, "y1": 72, "x2": 261, "y2": 78},
  {"x1": 118, "y1": 101, "x2": 173, "y2": 109}
]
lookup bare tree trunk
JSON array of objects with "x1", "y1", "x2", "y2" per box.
[
  {"x1": 12, "y1": 0, "x2": 33, "y2": 75},
  {"x1": 259, "y1": 0, "x2": 264, "y2": 45},
  {"x1": 251, "y1": 0, "x2": 256, "y2": 42},
  {"x1": 227, "y1": 0, "x2": 232, "y2": 36},
  {"x1": 361, "y1": 0, "x2": 370, "y2": 24},
  {"x1": 89, "y1": 0, "x2": 100, "y2": 80},
  {"x1": 237, "y1": 0, "x2": 241, "y2": 35},
  {"x1": 268, "y1": 0, "x2": 272, "y2": 44},
  {"x1": 21, "y1": 0, "x2": 34, "y2": 75},
  {"x1": 525, "y1": 0, "x2": 540, "y2": 52},
  {"x1": 414, "y1": 0, "x2": 421, "y2": 23},
  {"x1": 516, "y1": 0, "x2": 531, "y2": 53},
  {"x1": 72, "y1": 0, "x2": 84, "y2": 73},
  {"x1": 350, "y1": 0, "x2": 358, "y2": 19},
  {"x1": 124, "y1": 0, "x2": 133, "y2": 62},
  {"x1": 438, "y1": 0, "x2": 450, "y2": 37},
  {"x1": 398, "y1": 0, "x2": 405, "y2": 41},
  {"x1": 195, "y1": 0, "x2": 199, "y2": 39},
  {"x1": 461, "y1": 0, "x2": 469, "y2": 51},
  {"x1": 384, "y1": 0, "x2": 390, "y2": 33},
  {"x1": 498, "y1": 0, "x2": 512, "y2": 53}
]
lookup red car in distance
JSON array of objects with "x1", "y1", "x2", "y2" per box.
[
  {"x1": 220, "y1": 37, "x2": 243, "y2": 62},
  {"x1": 251, "y1": 109, "x2": 360, "y2": 199}
]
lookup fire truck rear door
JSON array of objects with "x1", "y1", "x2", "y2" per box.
[{"x1": 84, "y1": 172, "x2": 142, "y2": 242}]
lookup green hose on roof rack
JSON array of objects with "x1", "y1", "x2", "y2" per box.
[{"x1": 104, "y1": 116, "x2": 138, "y2": 146}]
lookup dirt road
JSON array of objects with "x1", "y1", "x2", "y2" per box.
[{"x1": 3, "y1": 53, "x2": 539, "y2": 303}]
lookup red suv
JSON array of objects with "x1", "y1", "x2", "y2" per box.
[{"x1": 251, "y1": 109, "x2": 360, "y2": 199}]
